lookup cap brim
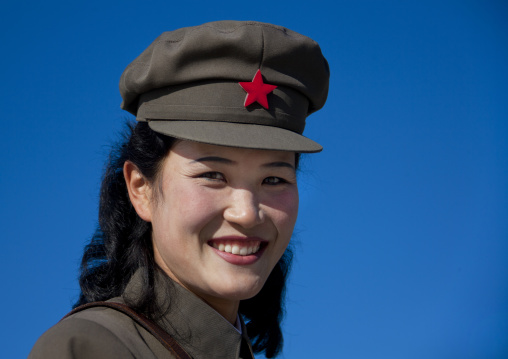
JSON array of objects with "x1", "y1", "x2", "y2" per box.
[{"x1": 148, "y1": 120, "x2": 322, "y2": 153}]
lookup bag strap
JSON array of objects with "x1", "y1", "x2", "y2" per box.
[{"x1": 63, "y1": 301, "x2": 192, "y2": 359}]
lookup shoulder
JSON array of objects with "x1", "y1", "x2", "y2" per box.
[
  {"x1": 28, "y1": 306, "x2": 165, "y2": 359},
  {"x1": 28, "y1": 308, "x2": 136, "y2": 359}
]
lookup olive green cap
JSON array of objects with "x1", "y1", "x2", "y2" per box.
[{"x1": 120, "y1": 21, "x2": 329, "y2": 153}]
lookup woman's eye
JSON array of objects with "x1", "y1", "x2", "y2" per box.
[
  {"x1": 200, "y1": 172, "x2": 226, "y2": 182},
  {"x1": 263, "y1": 176, "x2": 287, "y2": 185}
]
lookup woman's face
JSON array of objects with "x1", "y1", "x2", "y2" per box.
[{"x1": 147, "y1": 140, "x2": 298, "y2": 315}]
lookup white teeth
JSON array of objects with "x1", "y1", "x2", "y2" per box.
[{"x1": 211, "y1": 242, "x2": 261, "y2": 256}]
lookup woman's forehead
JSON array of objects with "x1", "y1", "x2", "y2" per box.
[{"x1": 168, "y1": 140, "x2": 296, "y2": 165}]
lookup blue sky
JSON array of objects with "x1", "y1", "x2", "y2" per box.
[{"x1": 1, "y1": 1, "x2": 507, "y2": 358}]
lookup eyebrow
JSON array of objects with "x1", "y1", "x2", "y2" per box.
[
  {"x1": 262, "y1": 161, "x2": 295, "y2": 170},
  {"x1": 191, "y1": 156, "x2": 295, "y2": 170}
]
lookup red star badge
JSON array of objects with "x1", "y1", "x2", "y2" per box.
[{"x1": 239, "y1": 69, "x2": 277, "y2": 109}]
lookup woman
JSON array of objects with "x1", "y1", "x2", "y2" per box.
[{"x1": 29, "y1": 20, "x2": 329, "y2": 359}]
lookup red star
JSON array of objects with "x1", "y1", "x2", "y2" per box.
[{"x1": 239, "y1": 69, "x2": 277, "y2": 109}]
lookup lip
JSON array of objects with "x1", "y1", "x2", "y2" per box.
[{"x1": 208, "y1": 236, "x2": 268, "y2": 265}]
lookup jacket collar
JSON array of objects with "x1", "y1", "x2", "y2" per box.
[{"x1": 122, "y1": 268, "x2": 254, "y2": 359}]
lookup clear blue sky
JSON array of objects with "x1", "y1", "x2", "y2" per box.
[{"x1": 1, "y1": 1, "x2": 507, "y2": 358}]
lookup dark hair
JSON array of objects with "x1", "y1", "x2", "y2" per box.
[{"x1": 75, "y1": 121, "x2": 296, "y2": 358}]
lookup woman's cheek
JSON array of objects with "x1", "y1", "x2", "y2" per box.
[
  {"x1": 172, "y1": 185, "x2": 223, "y2": 227},
  {"x1": 268, "y1": 189, "x2": 299, "y2": 217},
  {"x1": 264, "y1": 191, "x2": 299, "y2": 238}
]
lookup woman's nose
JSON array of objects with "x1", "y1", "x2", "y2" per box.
[{"x1": 223, "y1": 188, "x2": 264, "y2": 228}]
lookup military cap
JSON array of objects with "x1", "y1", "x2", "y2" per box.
[{"x1": 120, "y1": 20, "x2": 329, "y2": 153}]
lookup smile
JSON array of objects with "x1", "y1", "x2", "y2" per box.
[{"x1": 209, "y1": 240, "x2": 262, "y2": 256}]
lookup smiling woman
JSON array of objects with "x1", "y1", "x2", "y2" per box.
[
  {"x1": 128, "y1": 142, "x2": 299, "y2": 324},
  {"x1": 28, "y1": 20, "x2": 329, "y2": 359}
]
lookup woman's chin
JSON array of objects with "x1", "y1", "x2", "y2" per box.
[{"x1": 205, "y1": 277, "x2": 266, "y2": 301}]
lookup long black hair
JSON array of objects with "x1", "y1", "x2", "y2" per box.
[{"x1": 75, "y1": 121, "x2": 295, "y2": 358}]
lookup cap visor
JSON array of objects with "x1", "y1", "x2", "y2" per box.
[{"x1": 148, "y1": 120, "x2": 322, "y2": 153}]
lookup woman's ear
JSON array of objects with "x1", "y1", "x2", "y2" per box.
[{"x1": 123, "y1": 161, "x2": 153, "y2": 222}]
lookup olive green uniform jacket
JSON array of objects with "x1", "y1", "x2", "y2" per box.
[{"x1": 28, "y1": 269, "x2": 255, "y2": 359}]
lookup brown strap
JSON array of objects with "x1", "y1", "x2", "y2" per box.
[{"x1": 63, "y1": 301, "x2": 192, "y2": 359}]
